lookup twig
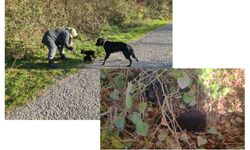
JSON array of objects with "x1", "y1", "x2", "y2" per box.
[{"x1": 101, "y1": 110, "x2": 111, "y2": 117}]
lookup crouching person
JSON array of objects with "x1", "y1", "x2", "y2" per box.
[{"x1": 42, "y1": 27, "x2": 78, "y2": 69}]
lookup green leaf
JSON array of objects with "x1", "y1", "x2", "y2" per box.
[
  {"x1": 211, "y1": 92, "x2": 218, "y2": 99},
  {"x1": 189, "y1": 99, "x2": 197, "y2": 106},
  {"x1": 100, "y1": 72, "x2": 106, "y2": 80},
  {"x1": 109, "y1": 89, "x2": 119, "y2": 100},
  {"x1": 131, "y1": 112, "x2": 141, "y2": 125},
  {"x1": 136, "y1": 121, "x2": 149, "y2": 136},
  {"x1": 177, "y1": 72, "x2": 191, "y2": 89},
  {"x1": 169, "y1": 86, "x2": 176, "y2": 93},
  {"x1": 211, "y1": 83, "x2": 220, "y2": 92},
  {"x1": 222, "y1": 87, "x2": 231, "y2": 96},
  {"x1": 111, "y1": 136, "x2": 125, "y2": 149},
  {"x1": 126, "y1": 82, "x2": 133, "y2": 109},
  {"x1": 101, "y1": 129, "x2": 108, "y2": 143},
  {"x1": 197, "y1": 136, "x2": 207, "y2": 146},
  {"x1": 115, "y1": 74, "x2": 126, "y2": 89},
  {"x1": 182, "y1": 93, "x2": 194, "y2": 104},
  {"x1": 228, "y1": 107, "x2": 234, "y2": 112},
  {"x1": 114, "y1": 116, "x2": 125, "y2": 130},
  {"x1": 138, "y1": 102, "x2": 147, "y2": 114},
  {"x1": 208, "y1": 127, "x2": 218, "y2": 135}
]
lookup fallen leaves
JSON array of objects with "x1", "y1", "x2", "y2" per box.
[
  {"x1": 177, "y1": 71, "x2": 191, "y2": 89},
  {"x1": 111, "y1": 136, "x2": 125, "y2": 149},
  {"x1": 179, "y1": 133, "x2": 189, "y2": 143},
  {"x1": 136, "y1": 121, "x2": 149, "y2": 137},
  {"x1": 157, "y1": 133, "x2": 167, "y2": 142},
  {"x1": 114, "y1": 116, "x2": 125, "y2": 130},
  {"x1": 101, "y1": 69, "x2": 244, "y2": 149},
  {"x1": 138, "y1": 102, "x2": 147, "y2": 114},
  {"x1": 197, "y1": 136, "x2": 208, "y2": 146},
  {"x1": 160, "y1": 115, "x2": 168, "y2": 127},
  {"x1": 208, "y1": 127, "x2": 218, "y2": 135}
]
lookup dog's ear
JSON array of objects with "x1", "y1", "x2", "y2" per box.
[{"x1": 99, "y1": 38, "x2": 105, "y2": 42}]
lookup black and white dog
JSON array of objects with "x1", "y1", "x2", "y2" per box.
[{"x1": 95, "y1": 38, "x2": 138, "y2": 67}]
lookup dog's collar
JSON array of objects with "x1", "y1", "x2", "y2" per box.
[{"x1": 102, "y1": 39, "x2": 106, "y2": 46}]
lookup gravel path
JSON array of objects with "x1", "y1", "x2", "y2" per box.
[
  {"x1": 87, "y1": 24, "x2": 172, "y2": 68},
  {"x1": 6, "y1": 69, "x2": 100, "y2": 120}
]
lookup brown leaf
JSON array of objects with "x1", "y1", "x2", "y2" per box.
[
  {"x1": 164, "y1": 135, "x2": 180, "y2": 148},
  {"x1": 147, "y1": 142, "x2": 154, "y2": 148},
  {"x1": 179, "y1": 133, "x2": 189, "y2": 143},
  {"x1": 161, "y1": 116, "x2": 168, "y2": 126},
  {"x1": 225, "y1": 122, "x2": 231, "y2": 128},
  {"x1": 230, "y1": 117, "x2": 236, "y2": 124},
  {"x1": 197, "y1": 136, "x2": 207, "y2": 146},
  {"x1": 157, "y1": 133, "x2": 167, "y2": 142},
  {"x1": 179, "y1": 103, "x2": 186, "y2": 109},
  {"x1": 147, "y1": 107, "x2": 153, "y2": 112},
  {"x1": 235, "y1": 117, "x2": 244, "y2": 123},
  {"x1": 218, "y1": 132, "x2": 224, "y2": 140}
]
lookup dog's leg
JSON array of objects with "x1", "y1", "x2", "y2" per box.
[
  {"x1": 102, "y1": 53, "x2": 110, "y2": 66},
  {"x1": 127, "y1": 58, "x2": 132, "y2": 67},
  {"x1": 131, "y1": 51, "x2": 139, "y2": 62},
  {"x1": 92, "y1": 54, "x2": 96, "y2": 59}
]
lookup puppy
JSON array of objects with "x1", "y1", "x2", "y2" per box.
[
  {"x1": 176, "y1": 111, "x2": 206, "y2": 132},
  {"x1": 81, "y1": 50, "x2": 96, "y2": 59},
  {"x1": 81, "y1": 50, "x2": 96, "y2": 63},
  {"x1": 145, "y1": 81, "x2": 165, "y2": 105},
  {"x1": 95, "y1": 38, "x2": 139, "y2": 67},
  {"x1": 156, "y1": 111, "x2": 206, "y2": 132},
  {"x1": 84, "y1": 55, "x2": 93, "y2": 62}
]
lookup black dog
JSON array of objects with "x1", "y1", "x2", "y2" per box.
[
  {"x1": 81, "y1": 50, "x2": 96, "y2": 62},
  {"x1": 156, "y1": 111, "x2": 206, "y2": 132},
  {"x1": 95, "y1": 38, "x2": 139, "y2": 67},
  {"x1": 145, "y1": 80, "x2": 165, "y2": 105},
  {"x1": 175, "y1": 111, "x2": 206, "y2": 132},
  {"x1": 81, "y1": 50, "x2": 96, "y2": 58},
  {"x1": 84, "y1": 56, "x2": 93, "y2": 62}
]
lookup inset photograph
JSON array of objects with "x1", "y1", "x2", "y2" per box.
[
  {"x1": 100, "y1": 69, "x2": 244, "y2": 149},
  {"x1": 5, "y1": 0, "x2": 171, "y2": 119}
]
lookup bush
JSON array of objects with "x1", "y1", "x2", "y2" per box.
[{"x1": 5, "y1": 0, "x2": 172, "y2": 65}]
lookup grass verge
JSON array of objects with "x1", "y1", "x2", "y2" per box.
[{"x1": 5, "y1": 19, "x2": 170, "y2": 111}]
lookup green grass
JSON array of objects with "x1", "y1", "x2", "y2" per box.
[
  {"x1": 101, "y1": 19, "x2": 170, "y2": 42},
  {"x1": 5, "y1": 19, "x2": 170, "y2": 111}
]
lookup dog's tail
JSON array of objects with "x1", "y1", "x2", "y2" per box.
[{"x1": 131, "y1": 51, "x2": 139, "y2": 62}]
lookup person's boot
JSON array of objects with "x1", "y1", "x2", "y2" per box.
[
  {"x1": 60, "y1": 54, "x2": 67, "y2": 61},
  {"x1": 48, "y1": 60, "x2": 58, "y2": 69}
]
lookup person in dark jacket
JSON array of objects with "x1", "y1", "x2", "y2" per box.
[{"x1": 42, "y1": 27, "x2": 78, "y2": 68}]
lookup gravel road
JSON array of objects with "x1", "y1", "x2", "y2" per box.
[
  {"x1": 6, "y1": 69, "x2": 100, "y2": 120},
  {"x1": 87, "y1": 24, "x2": 172, "y2": 68}
]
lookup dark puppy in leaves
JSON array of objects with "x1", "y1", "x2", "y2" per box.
[
  {"x1": 156, "y1": 111, "x2": 206, "y2": 132},
  {"x1": 81, "y1": 50, "x2": 96, "y2": 62},
  {"x1": 95, "y1": 38, "x2": 139, "y2": 67}
]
